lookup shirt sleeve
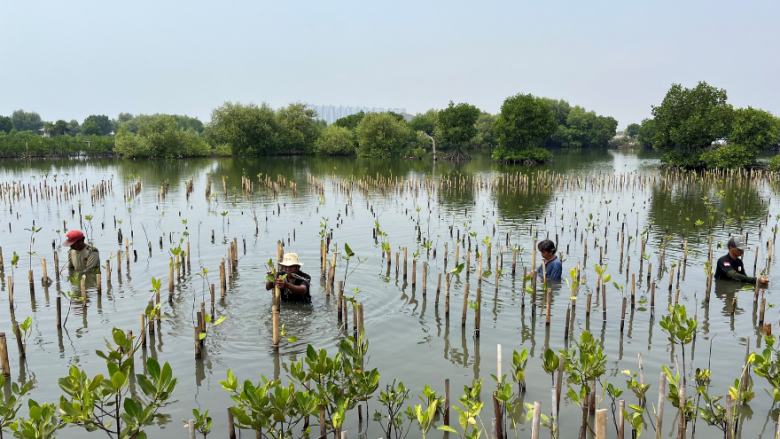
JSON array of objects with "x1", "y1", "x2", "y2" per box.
[
  {"x1": 725, "y1": 270, "x2": 756, "y2": 284},
  {"x1": 717, "y1": 258, "x2": 734, "y2": 275},
  {"x1": 67, "y1": 251, "x2": 75, "y2": 269}
]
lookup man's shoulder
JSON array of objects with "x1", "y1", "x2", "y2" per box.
[
  {"x1": 87, "y1": 245, "x2": 99, "y2": 252},
  {"x1": 297, "y1": 271, "x2": 311, "y2": 280},
  {"x1": 551, "y1": 258, "x2": 562, "y2": 267},
  {"x1": 717, "y1": 254, "x2": 729, "y2": 263}
]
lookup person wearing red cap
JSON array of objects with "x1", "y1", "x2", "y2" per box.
[{"x1": 62, "y1": 230, "x2": 100, "y2": 273}]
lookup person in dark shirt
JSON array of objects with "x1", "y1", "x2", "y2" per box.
[
  {"x1": 265, "y1": 253, "x2": 312, "y2": 303},
  {"x1": 532, "y1": 239, "x2": 562, "y2": 281},
  {"x1": 714, "y1": 237, "x2": 767, "y2": 284}
]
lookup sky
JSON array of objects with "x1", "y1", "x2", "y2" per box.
[{"x1": 1, "y1": 0, "x2": 778, "y2": 129}]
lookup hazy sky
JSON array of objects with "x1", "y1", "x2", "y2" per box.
[{"x1": 2, "y1": 0, "x2": 778, "y2": 128}]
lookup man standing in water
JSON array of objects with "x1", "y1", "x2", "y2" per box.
[
  {"x1": 714, "y1": 237, "x2": 767, "y2": 284},
  {"x1": 532, "y1": 239, "x2": 562, "y2": 281},
  {"x1": 62, "y1": 230, "x2": 100, "y2": 273},
  {"x1": 265, "y1": 253, "x2": 312, "y2": 303}
]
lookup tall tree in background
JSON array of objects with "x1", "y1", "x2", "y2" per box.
[
  {"x1": 473, "y1": 112, "x2": 497, "y2": 149},
  {"x1": 0, "y1": 116, "x2": 12, "y2": 133},
  {"x1": 436, "y1": 101, "x2": 480, "y2": 159},
  {"x1": 728, "y1": 107, "x2": 779, "y2": 152},
  {"x1": 83, "y1": 115, "x2": 113, "y2": 136},
  {"x1": 11, "y1": 109, "x2": 43, "y2": 132},
  {"x1": 207, "y1": 101, "x2": 279, "y2": 155},
  {"x1": 67, "y1": 120, "x2": 81, "y2": 135},
  {"x1": 356, "y1": 112, "x2": 411, "y2": 158},
  {"x1": 637, "y1": 118, "x2": 656, "y2": 149},
  {"x1": 409, "y1": 110, "x2": 437, "y2": 135},
  {"x1": 315, "y1": 125, "x2": 355, "y2": 156},
  {"x1": 625, "y1": 123, "x2": 640, "y2": 138},
  {"x1": 492, "y1": 93, "x2": 557, "y2": 163},
  {"x1": 53, "y1": 120, "x2": 68, "y2": 136},
  {"x1": 81, "y1": 120, "x2": 102, "y2": 136},
  {"x1": 553, "y1": 106, "x2": 617, "y2": 149},
  {"x1": 652, "y1": 81, "x2": 733, "y2": 167},
  {"x1": 276, "y1": 102, "x2": 320, "y2": 154},
  {"x1": 334, "y1": 111, "x2": 366, "y2": 130}
]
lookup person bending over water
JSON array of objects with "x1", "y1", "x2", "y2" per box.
[
  {"x1": 266, "y1": 253, "x2": 312, "y2": 303},
  {"x1": 714, "y1": 237, "x2": 769, "y2": 285}
]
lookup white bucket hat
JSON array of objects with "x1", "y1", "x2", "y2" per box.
[{"x1": 280, "y1": 253, "x2": 303, "y2": 267}]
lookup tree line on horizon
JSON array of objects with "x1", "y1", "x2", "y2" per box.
[{"x1": 1, "y1": 82, "x2": 778, "y2": 169}]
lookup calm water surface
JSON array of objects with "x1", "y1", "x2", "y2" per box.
[{"x1": 0, "y1": 149, "x2": 778, "y2": 438}]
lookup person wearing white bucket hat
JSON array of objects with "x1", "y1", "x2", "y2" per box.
[{"x1": 265, "y1": 253, "x2": 312, "y2": 303}]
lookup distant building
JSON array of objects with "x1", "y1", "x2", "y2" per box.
[{"x1": 308, "y1": 104, "x2": 408, "y2": 125}]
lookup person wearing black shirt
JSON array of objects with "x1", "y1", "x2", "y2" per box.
[
  {"x1": 714, "y1": 237, "x2": 767, "y2": 284},
  {"x1": 265, "y1": 253, "x2": 312, "y2": 303}
]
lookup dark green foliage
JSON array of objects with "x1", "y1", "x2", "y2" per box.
[
  {"x1": 83, "y1": 114, "x2": 113, "y2": 136},
  {"x1": 334, "y1": 111, "x2": 366, "y2": 130},
  {"x1": 122, "y1": 114, "x2": 205, "y2": 134},
  {"x1": 356, "y1": 112, "x2": 412, "y2": 158},
  {"x1": 207, "y1": 102, "x2": 279, "y2": 156},
  {"x1": 115, "y1": 117, "x2": 211, "y2": 158},
  {"x1": 473, "y1": 112, "x2": 496, "y2": 148},
  {"x1": 275, "y1": 102, "x2": 321, "y2": 154},
  {"x1": 81, "y1": 120, "x2": 102, "y2": 136},
  {"x1": 492, "y1": 93, "x2": 557, "y2": 163},
  {"x1": 11, "y1": 110, "x2": 43, "y2": 133},
  {"x1": 437, "y1": 101, "x2": 480, "y2": 153},
  {"x1": 409, "y1": 110, "x2": 437, "y2": 135},
  {"x1": 729, "y1": 107, "x2": 779, "y2": 152},
  {"x1": 552, "y1": 106, "x2": 618, "y2": 149},
  {"x1": 0, "y1": 131, "x2": 113, "y2": 157},
  {"x1": 0, "y1": 116, "x2": 13, "y2": 133},
  {"x1": 637, "y1": 118, "x2": 656, "y2": 149},
  {"x1": 770, "y1": 155, "x2": 780, "y2": 172},
  {"x1": 315, "y1": 125, "x2": 355, "y2": 156},
  {"x1": 652, "y1": 82, "x2": 734, "y2": 166},
  {"x1": 700, "y1": 144, "x2": 755, "y2": 170},
  {"x1": 625, "y1": 123, "x2": 640, "y2": 138}
]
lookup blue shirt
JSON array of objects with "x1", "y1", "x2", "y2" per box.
[{"x1": 537, "y1": 257, "x2": 562, "y2": 281}]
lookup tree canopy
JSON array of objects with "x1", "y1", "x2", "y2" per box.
[
  {"x1": 436, "y1": 101, "x2": 480, "y2": 155},
  {"x1": 315, "y1": 125, "x2": 355, "y2": 156},
  {"x1": 356, "y1": 112, "x2": 411, "y2": 158},
  {"x1": 0, "y1": 116, "x2": 13, "y2": 134},
  {"x1": 115, "y1": 116, "x2": 210, "y2": 158},
  {"x1": 334, "y1": 112, "x2": 366, "y2": 130},
  {"x1": 552, "y1": 106, "x2": 617, "y2": 149},
  {"x1": 83, "y1": 115, "x2": 113, "y2": 136},
  {"x1": 11, "y1": 110, "x2": 43, "y2": 132},
  {"x1": 625, "y1": 123, "x2": 640, "y2": 138},
  {"x1": 206, "y1": 102, "x2": 279, "y2": 156},
  {"x1": 492, "y1": 93, "x2": 557, "y2": 163},
  {"x1": 275, "y1": 102, "x2": 320, "y2": 154}
]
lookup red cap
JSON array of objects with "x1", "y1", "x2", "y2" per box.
[{"x1": 62, "y1": 230, "x2": 85, "y2": 247}]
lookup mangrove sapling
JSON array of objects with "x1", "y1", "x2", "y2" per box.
[
  {"x1": 437, "y1": 379, "x2": 488, "y2": 439},
  {"x1": 622, "y1": 404, "x2": 648, "y2": 439},
  {"x1": 221, "y1": 370, "x2": 318, "y2": 439},
  {"x1": 510, "y1": 349, "x2": 529, "y2": 393},
  {"x1": 752, "y1": 335, "x2": 780, "y2": 405},
  {"x1": 17, "y1": 316, "x2": 32, "y2": 354},
  {"x1": 604, "y1": 383, "x2": 624, "y2": 435},
  {"x1": 0, "y1": 375, "x2": 31, "y2": 439},
  {"x1": 58, "y1": 313, "x2": 177, "y2": 439},
  {"x1": 411, "y1": 389, "x2": 442, "y2": 439},
  {"x1": 373, "y1": 380, "x2": 414, "y2": 439},
  {"x1": 691, "y1": 367, "x2": 712, "y2": 433},
  {"x1": 182, "y1": 409, "x2": 212, "y2": 439},
  {"x1": 340, "y1": 243, "x2": 367, "y2": 291},
  {"x1": 9, "y1": 401, "x2": 64, "y2": 439},
  {"x1": 662, "y1": 365, "x2": 696, "y2": 435},
  {"x1": 560, "y1": 331, "x2": 607, "y2": 439},
  {"x1": 696, "y1": 389, "x2": 729, "y2": 437},
  {"x1": 659, "y1": 305, "x2": 697, "y2": 408}
]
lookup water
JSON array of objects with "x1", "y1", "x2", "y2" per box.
[{"x1": 0, "y1": 149, "x2": 778, "y2": 438}]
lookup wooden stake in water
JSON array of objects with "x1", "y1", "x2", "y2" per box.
[
  {"x1": 475, "y1": 287, "x2": 481, "y2": 337},
  {"x1": 0, "y1": 333, "x2": 10, "y2": 376},
  {"x1": 462, "y1": 283, "x2": 470, "y2": 327},
  {"x1": 272, "y1": 305, "x2": 280, "y2": 350}
]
